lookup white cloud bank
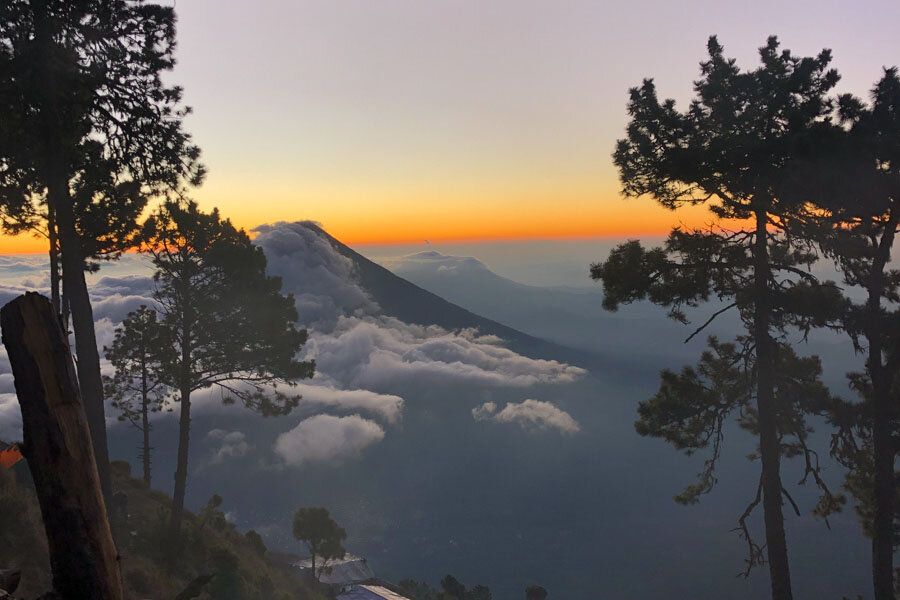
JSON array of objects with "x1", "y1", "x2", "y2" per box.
[
  {"x1": 273, "y1": 414, "x2": 385, "y2": 467},
  {"x1": 473, "y1": 399, "x2": 581, "y2": 434},
  {"x1": 0, "y1": 221, "x2": 584, "y2": 461}
]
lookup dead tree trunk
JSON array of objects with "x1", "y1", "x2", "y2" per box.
[{"x1": 0, "y1": 293, "x2": 123, "y2": 600}]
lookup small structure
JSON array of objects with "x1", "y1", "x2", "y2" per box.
[
  {"x1": 293, "y1": 554, "x2": 374, "y2": 586},
  {"x1": 338, "y1": 585, "x2": 410, "y2": 600}
]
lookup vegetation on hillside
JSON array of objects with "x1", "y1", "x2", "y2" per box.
[{"x1": 0, "y1": 459, "x2": 324, "y2": 600}]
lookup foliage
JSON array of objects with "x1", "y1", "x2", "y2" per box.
[
  {"x1": 292, "y1": 507, "x2": 346, "y2": 582},
  {"x1": 143, "y1": 200, "x2": 315, "y2": 413},
  {"x1": 525, "y1": 584, "x2": 548, "y2": 600},
  {"x1": 783, "y1": 67, "x2": 900, "y2": 597},
  {"x1": 399, "y1": 579, "x2": 441, "y2": 600},
  {"x1": 0, "y1": 0, "x2": 205, "y2": 225},
  {"x1": 401, "y1": 576, "x2": 494, "y2": 600},
  {"x1": 103, "y1": 304, "x2": 169, "y2": 484},
  {"x1": 593, "y1": 36, "x2": 846, "y2": 593},
  {"x1": 0, "y1": 460, "x2": 323, "y2": 600},
  {"x1": 246, "y1": 530, "x2": 268, "y2": 557},
  {"x1": 141, "y1": 200, "x2": 315, "y2": 536},
  {"x1": 0, "y1": 0, "x2": 207, "y2": 502}
]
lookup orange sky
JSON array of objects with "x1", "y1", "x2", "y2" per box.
[
  {"x1": 0, "y1": 190, "x2": 720, "y2": 254},
  {"x1": 2, "y1": 1, "x2": 895, "y2": 255}
]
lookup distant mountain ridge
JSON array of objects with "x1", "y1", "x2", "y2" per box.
[{"x1": 302, "y1": 223, "x2": 595, "y2": 369}]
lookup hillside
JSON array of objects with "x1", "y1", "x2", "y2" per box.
[{"x1": 0, "y1": 459, "x2": 323, "y2": 600}]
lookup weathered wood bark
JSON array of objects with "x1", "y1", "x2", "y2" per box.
[
  {"x1": 753, "y1": 209, "x2": 793, "y2": 600},
  {"x1": 0, "y1": 293, "x2": 123, "y2": 600}
]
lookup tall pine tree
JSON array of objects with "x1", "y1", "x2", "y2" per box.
[
  {"x1": 0, "y1": 0, "x2": 203, "y2": 497},
  {"x1": 592, "y1": 37, "x2": 844, "y2": 599},
  {"x1": 141, "y1": 201, "x2": 314, "y2": 538},
  {"x1": 794, "y1": 69, "x2": 900, "y2": 600}
]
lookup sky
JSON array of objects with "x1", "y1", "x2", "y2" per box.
[{"x1": 2, "y1": 0, "x2": 899, "y2": 252}]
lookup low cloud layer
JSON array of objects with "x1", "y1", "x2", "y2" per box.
[
  {"x1": 273, "y1": 414, "x2": 385, "y2": 467},
  {"x1": 0, "y1": 222, "x2": 584, "y2": 459},
  {"x1": 307, "y1": 315, "x2": 585, "y2": 390},
  {"x1": 473, "y1": 399, "x2": 581, "y2": 434}
]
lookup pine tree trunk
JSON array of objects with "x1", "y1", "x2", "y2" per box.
[
  {"x1": 169, "y1": 304, "x2": 193, "y2": 539},
  {"x1": 49, "y1": 170, "x2": 113, "y2": 504},
  {"x1": 48, "y1": 205, "x2": 60, "y2": 315},
  {"x1": 0, "y1": 293, "x2": 123, "y2": 600},
  {"x1": 871, "y1": 374, "x2": 894, "y2": 600},
  {"x1": 141, "y1": 366, "x2": 151, "y2": 486},
  {"x1": 866, "y1": 220, "x2": 895, "y2": 600},
  {"x1": 753, "y1": 209, "x2": 793, "y2": 600},
  {"x1": 33, "y1": 0, "x2": 111, "y2": 504},
  {"x1": 169, "y1": 382, "x2": 191, "y2": 538}
]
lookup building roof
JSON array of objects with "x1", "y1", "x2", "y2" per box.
[
  {"x1": 293, "y1": 554, "x2": 375, "y2": 585},
  {"x1": 338, "y1": 585, "x2": 410, "y2": 600}
]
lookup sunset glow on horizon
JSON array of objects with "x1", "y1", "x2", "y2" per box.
[
  {"x1": 0, "y1": 190, "x2": 726, "y2": 254},
  {"x1": 1, "y1": 0, "x2": 896, "y2": 255}
]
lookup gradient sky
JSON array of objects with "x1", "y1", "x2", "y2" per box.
[{"x1": 3, "y1": 0, "x2": 899, "y2": 252}]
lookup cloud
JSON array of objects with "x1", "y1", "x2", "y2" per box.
[
  {"x1": 0, "y1": 393, "x2": 22, "y2": 442},
  {"x1": 273, "y1": 414, "x2": 384, "y2": 467},
  {"x1": 91, "y1": 294, "x2": 156, "y2": 323},
  {"x1": 0, "y1": 221, "x2": 584, "y2": 463},
  {"x1": 253, "y1": 221, "x2": 377, "y2": 327},
  {"x1": 472, "y1": 399, "x2": 580, "y2": 434},
  {"x1": 293, "y1": 381, "x2": 404, "y2": 424},
  {"x1": 91, "y1": 275, "x2": 154, "y2": 298},
  {"x1": 206, "y1": 429, "x2": 252, "y2": 463},
  {"x1": 306, "y1": 316, "x2": 585, "y2": 390}
]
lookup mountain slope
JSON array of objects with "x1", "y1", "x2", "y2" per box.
[{"x1": 304, "y1": 223, "x2": 595, "y2": 368}]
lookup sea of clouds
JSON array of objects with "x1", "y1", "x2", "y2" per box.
[{"x1": 0, "y1": 222, "x2": 585, "y2": 464}]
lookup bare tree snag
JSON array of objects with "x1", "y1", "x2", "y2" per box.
[{"x1": 0, "y1": 293, "x2": 123, "y2": 600}]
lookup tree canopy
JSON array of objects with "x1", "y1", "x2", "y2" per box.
[
  {"x1": 142, "y1": 200, "x2": 314, "y2": 537},
  {"x1": 292, "y1": 507, "x2": 346, "y2": 582},
  {"x1": 103, "y1": 304, "x2": 169, "y2": 486},
  {"x1": 594, "y1": 36, "x2": 846, "y2": 600}
]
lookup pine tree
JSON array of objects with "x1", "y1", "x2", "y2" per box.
[
  {"x1": 103, "y1": 305, "x2": 169, "y2": 486},
  {"x1": 0, "y1": 0, "x2": 204, "y2": 497},
  {"x1": 592, "y1": 36, "x2": 845, "y2": 599},
  {"x1": 794, "y1": 68, "x2": 900, "y2": 600},
  {"x1": 142, "y1": 201, "x2": 314, "y2": 539},
  {"x1": 292, "y1": 507, "x2": 347, "y2": 583}
]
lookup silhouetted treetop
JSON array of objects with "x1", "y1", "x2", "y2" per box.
[{"x1": 615, "y1": 35, "x2": 839, "y2": 218}]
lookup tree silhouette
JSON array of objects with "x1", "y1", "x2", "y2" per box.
[
  {"x1": 143, "y1": 201, "x2": 314, "y2": 538},
  {"x1": 103, "y1": 305, "x2": 169, "y2": 486},
  {"x1": 592, "y1": 36, "x2": 845, "y2": 600},
  {"x1": 796, "y1": 68, "x2": 900, "y2": 600},
  {"x1": 525, "y1": 585, "x2": 548, "y2": 600},
  {"x1": 0, "y1": 0, "x2": 204, "y2": 497},
  {"x1": 635, "y1": 337, "x2": 842, "y2": 568},
  {"x1": 292, "y1": 507, "x2": 347, "y2": 583}
]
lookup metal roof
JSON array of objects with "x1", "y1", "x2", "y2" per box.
[
  {"x1": 293, "y1": 554, "x2": 375, "y2": 585},
  {"x1": 338, "y1": 585, "x2": 410, "y2": 600}
]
